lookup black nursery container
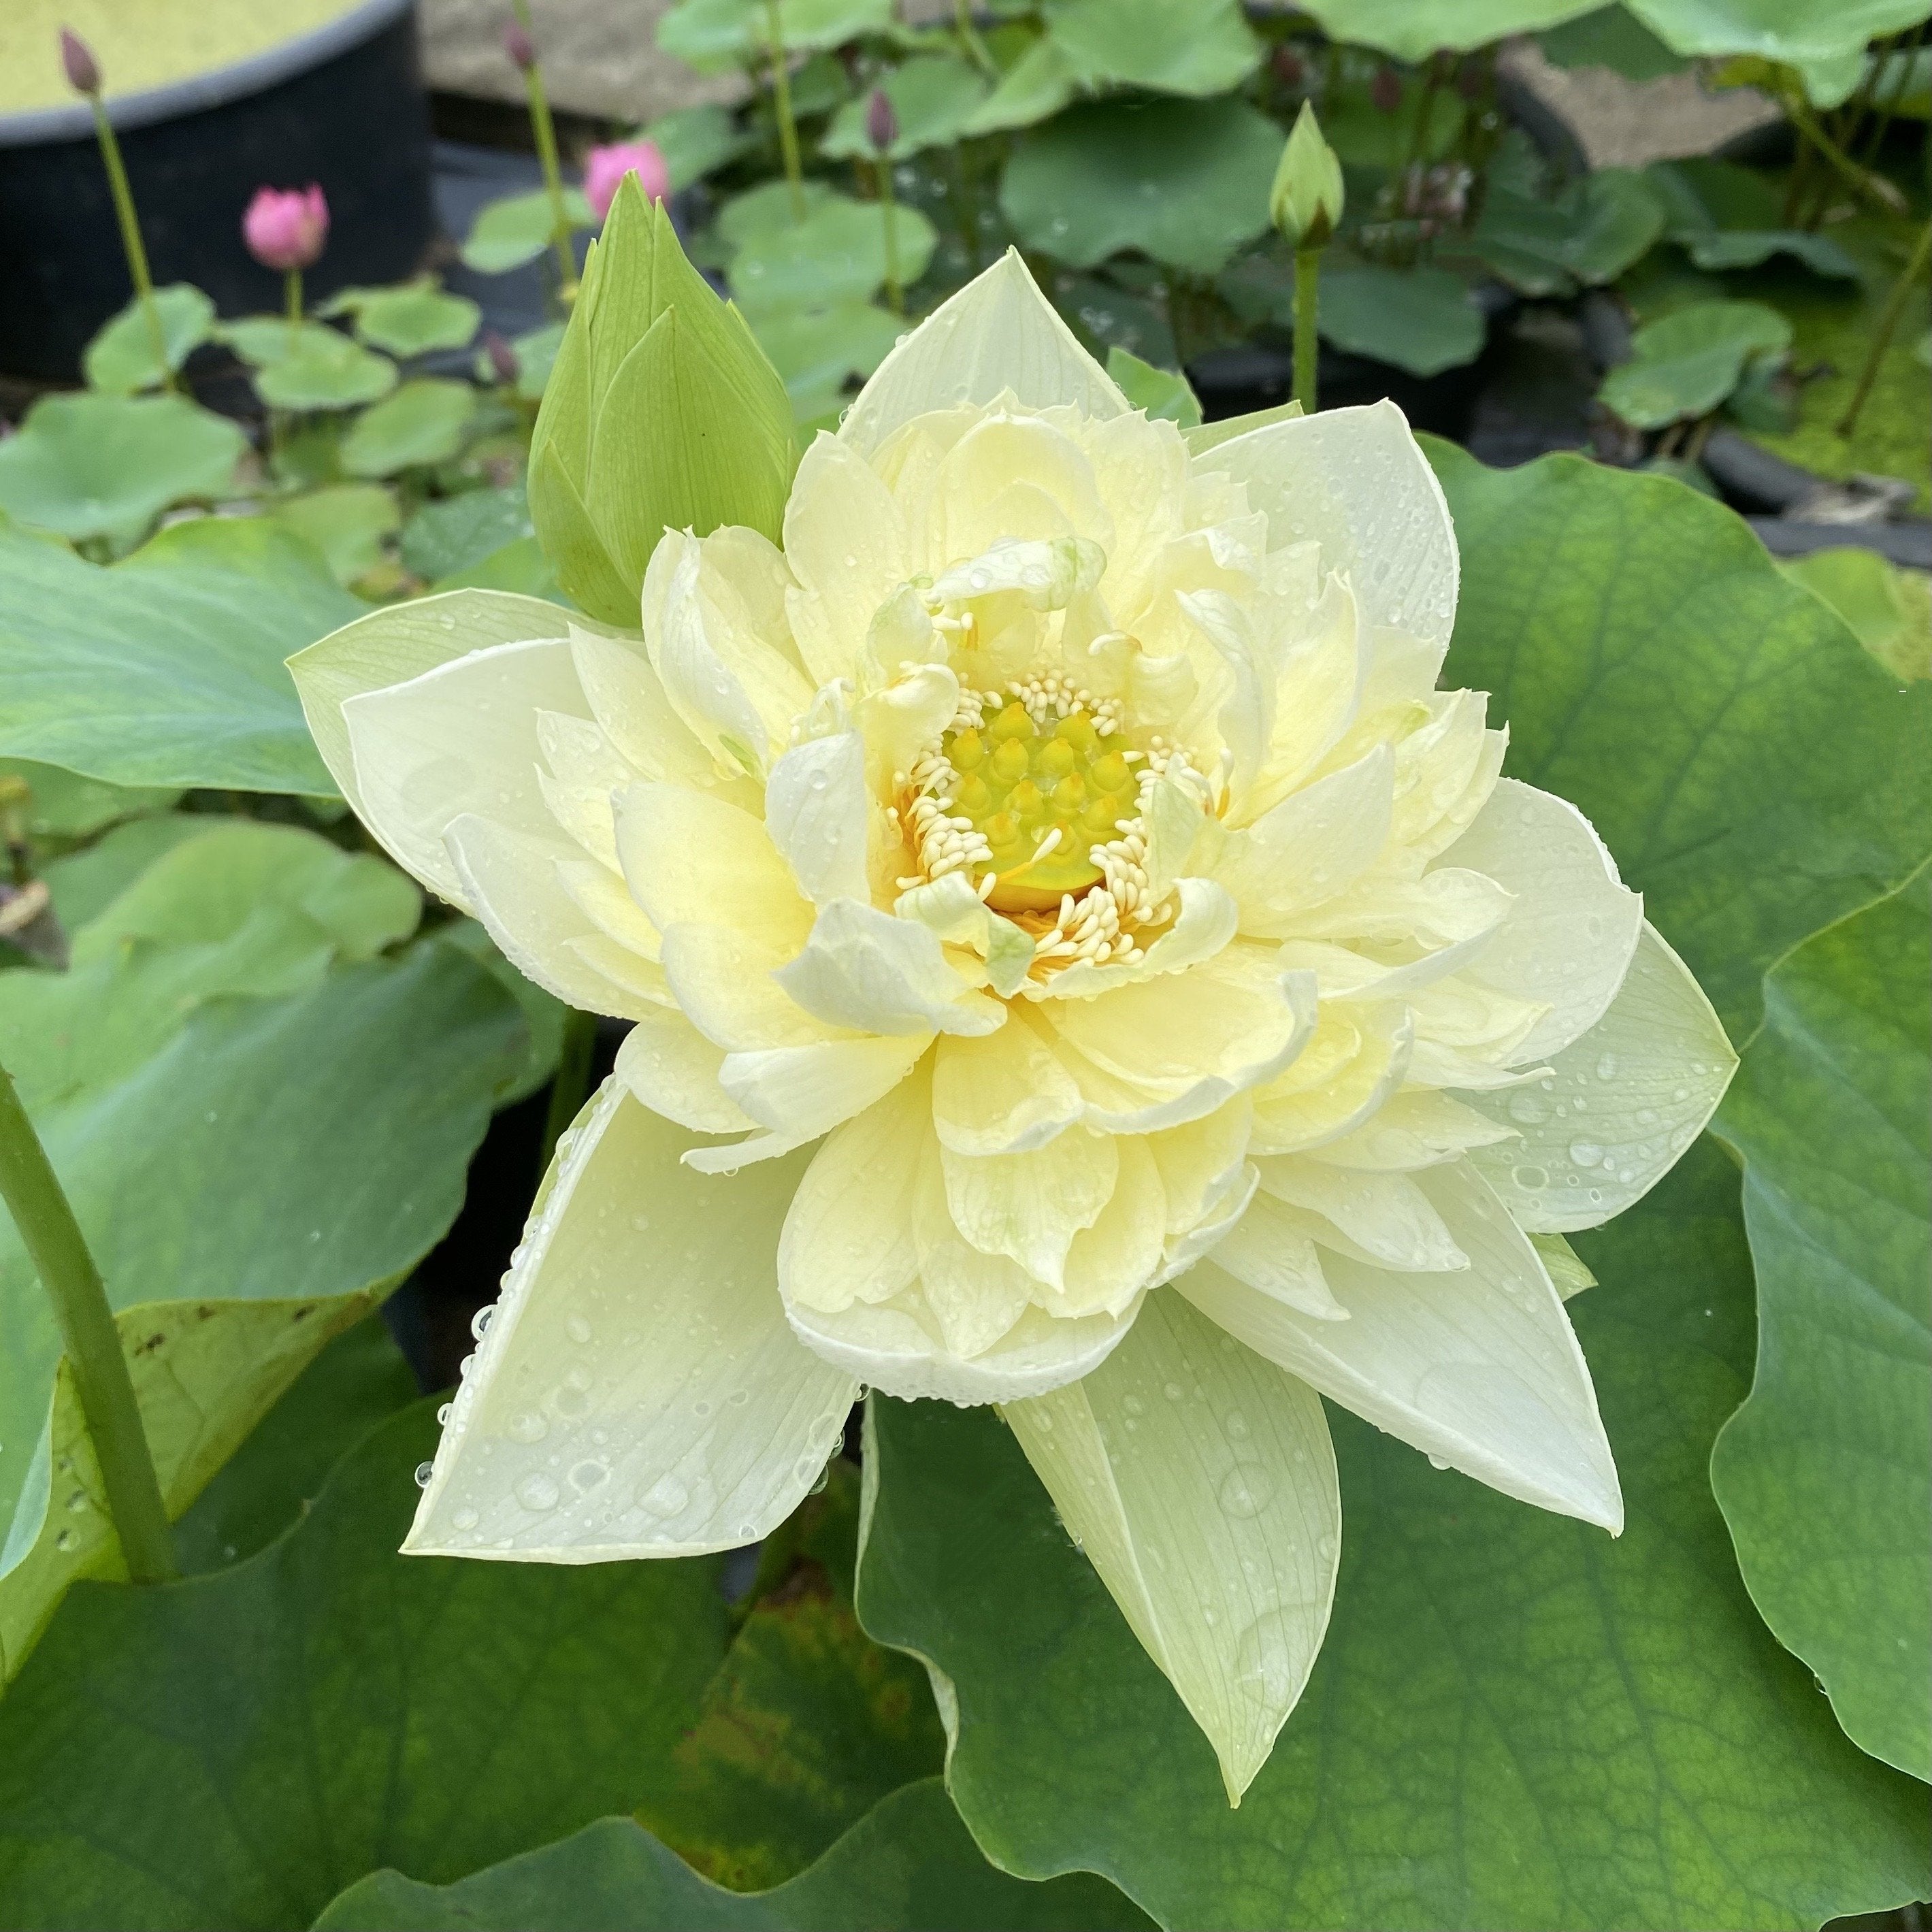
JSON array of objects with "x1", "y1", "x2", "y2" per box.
[{"x1": 0, "y1": 0, "x2": 433, "y2": 382}]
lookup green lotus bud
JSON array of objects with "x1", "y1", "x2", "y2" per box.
[
  {"x1": 527, "y1": 174, "x2": 798, "y2": 628},
  {"x1": 1268, "y1": 101, "x2": 1345, "y2": 252}
]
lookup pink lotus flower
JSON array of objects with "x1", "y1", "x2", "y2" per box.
[
  {"x1": 582, "y1": 141, "x2": 669, "y2": 221},
  {"x1": 243, "y1": 184, "x2": 329, "y2": 272}
]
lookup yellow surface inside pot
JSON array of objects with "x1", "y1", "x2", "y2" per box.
[{"x1": 2, "y1": 0, "x2": 367, "y2": 117}]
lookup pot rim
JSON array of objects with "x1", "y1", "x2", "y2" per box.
[{"x1": 0, "y1": 0, "x2": 413, "y2": 150}]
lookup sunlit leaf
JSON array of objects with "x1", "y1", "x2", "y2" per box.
[{"x1": 1598, "y1": 298, "x2": 1791, "y2": 428}]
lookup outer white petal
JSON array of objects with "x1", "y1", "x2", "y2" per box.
[
  {"x1": 444, "y1": 814, "x2": 664, "y2": 1020},
  {"x1": 720, "y1": 1033, "x2": 931, "y2": 1139},
  {"x1": 783, "y1": 432, "x2": 915, "y2": 687},
  {"x1": 1180, "y1": 1160, "x2": 1622, "y2": 1530},
  {"x1": 779, "y1": 1070, "x2": 928, "y2": 1313},
  {"x1": 1256, "y1": 1158, "x2": 1470, "y2": 1272},
  {"x1": 1464, "y1": 921, "x2": 1736, "y2": 1232},
  {"x1": 406, "y1": 1079, "x2": 858, "y2": 1559},
  {"x1": 932, "y1": 1019, "x2": 1084, "y2": 1156},
  {"x1": 1003, "y1": 1290, "x2": 1341, "y2": 1804},
  {"x1": 838, "y1": 248, "x2": 1130, "y2": 456},
  {"x1": 1211, "y1": 747, "x2": 1394, "y2": 935},
  {"x1": 764, "y1": 730, "x2": 872, "y2": 907},
  {"x1": 776, "y1": 898, "x2": 1004, "y2": 1037},
  {"x1": 1202, "y1": 399, "x2": 1458, "y2": 652},
  {"x1": 615, "y1": 1006, "x2": 755, "y2": 1133},
  {"x1": 290, "y1": 587, "x2": 578, "y2": 821},
  {"x1": 344, "y1": 637, "x2": 589, "y2": 906},
  {"x1": 1443, "y1": 778, "x2": 1643, "y2": 1065},
  {"x1": 1211, "y1": 1190, "x2": 1349, "y2": 1322},
  {"x1": 568, "y1": 624, "x2": 715, "y2": 786},
  {"x1": 615, "y1": 781, "x2": 811, "y2": 949}
]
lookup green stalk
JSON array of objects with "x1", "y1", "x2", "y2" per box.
[
  {"x1": 879, "y1": 161, "x2": 904, "y2": 314},
  {"x1": 1855, "y1": 27, "x2": 1922, "y2": 171},
  {"x1": 1784, "y1": 95, "x2": 1905, "y2": 220},
  {"x1": 1835, "y1": 213, "x2": 1932, "y2": 439},
  {"x1": 765, "y1": 1, "x2": 806, "y2": 220},
  {"x1": 0, "y1": 1061, "x2": 176, "y2": 1584},
  {"x1": 1293, "y1": 246, "x2": 1321, "y2": 412},
  {"x1": 952, "y1": 0, "x2": 996, "y2": 75},
  {"x1": 1401, "y1": 55, "x2": 1445, "y2": 181},
  {"x1": 284, "y1": 267, "x2": 303, "y2": 348},
  {"x1": 88, "y1": 99, "x2": 174, "y2": 394},
  {"x1": 520, "y1": 80, "x2": 578, "y2": 295},
  {"x1": 536, "y1": 1009, "x2": 599, "y2": 1185}
]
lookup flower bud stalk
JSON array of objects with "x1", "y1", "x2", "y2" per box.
[
  {"x1": 764, "y1": 0, "x2": 807, "y2": 220},
  {"x1": 1270, "y1": 103, "x2": 1343, "y2": 414},
  {"x1": 508, "y1": 1, "x2": 578, "y2": 300},
  {"x1": 63, "y1": 30, "x2": 176, "y2": 395},
  {"x1": 869, "y1": 91, "x2": 904, "y2": 314},
  {"x1": 0, "y1": 1059, "x2": 177, "y2": 1584}
]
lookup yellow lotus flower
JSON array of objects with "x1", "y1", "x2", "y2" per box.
[{"x1": 291, "y1": 251, "x2": 1735, "y2": 1800}]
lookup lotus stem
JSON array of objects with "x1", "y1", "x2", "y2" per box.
[
  {"x1": 536, "y1": 1008, "x2": 599, "y2": 1185},
  {"x1": 87, "y1": 99, "x2": 174, "y2": 395},
  {"x1": 0, "y1": 1060, "x2": 176, "y2": 1584},
  {"x1": 1294, "y1": 246, "x2": 1321, "y2": 412},
  {"x1": 284, "y1": 267, "x2": 303, "y2": 348},
  {"x1": 1401, "y1": 54, "x2": 1445, "y2": 180},
  {"x1": 1854, "y1": 26, "x2": 1922, "y2": 172},
  {"x1": 1783, "y1": 96, "x2": 1906, "y2": 221},
  {"x1": 1835, "y1": 213, "x2": 1932, "y2": 440},
  {"x1": 764, "y1": 1, "x2": 806, "y2": 221},
  {"x1": 879, "y1": 162, "x2": 904, "y2": 314},
  {"x1": 512, "y1": 0, "x2": 579, "y2": 299},
  {"x1": 952, "y1": 0, "x2": 996, "y2": 76}
]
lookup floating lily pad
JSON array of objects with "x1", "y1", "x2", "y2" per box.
[
  {"x1": 634, "y1": 103, "x2": 753, "y2": 190},
  {"x1": 1044, "y1": 0, "x2": 1262, "y2": 98},
  {"x1": 270, "y1": 482, "x2": 400, "y2": 585},
  {"x1": 1778, "y1": 546, "x2": 1932, "y2": 684},
  {"x1": 1319, "y1": 263, "x2": 1486, "y2": 375},
  {"x1": 1103, "y1": 345, "x2": 1200, "y2": 426},
  {"x1": 726, "y1": 192, "x2": 937, "y2": 314},
  {"x1": 1598, "y1": 298, "x2": 1792, "y2": 427},
  {"x1": 1643, "y1": 159, "x2": 1859, "y2": 278},
  {"x1": 252, "y1": 329, "x2": 400, "y2": 411},
  {"x1": 461, "y1": 187, "x2": 595, "y2": 275},
  {"x1": 821, "y1": 54, "x2": 989, "y2": 159},
  {"x1": 657, "y1": 0, "x2": 893, "y2": 69},
  {"x1": 0, "y1": 394, "x2": 246, "y2": 546},
  {"x1": 81, "y1": 284, "x2": 216, "y2": 395},
  {"x1": 340, "y1": 380, "x2": 480, "y2": 478},
  {"x1": 324, "y1": 281, "x2": 482, "y2": 357},
  {"x1": 1000, "y1": 98, "x2": 1281, "y2": 276},
  {"x1": 1473, "y1": 167, "x2": 1668, "y2": 295}
]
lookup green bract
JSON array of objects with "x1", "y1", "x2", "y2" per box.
[{"x1": 527, "y1": 178, "x2": 798, "y2": 628}]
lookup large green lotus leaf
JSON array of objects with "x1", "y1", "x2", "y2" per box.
[
  {"x1": 0, "y1": 514, "x2": 353, "y2": 795},
  {"x1": 221, "y1": 315, "x2": 367, "y2": 370},
  {"x1": 1538, "y1": 5, "x2": 1688, "y2": 79},
  {"x1": 0, "y1": 394, "x2": 246, "y2": 546},
  {"x1": 1472, "y1": 169, "x2": 1668, "y2": 296},
  {"x1": 855, "y1": 1143, "x2": 1932, "y2": 1929},
  {"x1": 340, "y1": 379, "x2": 480, "y2": 479},
  {"x1": 399, "y1": 484, "x2": 534, "y2": 584},
  {"x1": 1103, "y1": 347, "x2": 1200, "y2": 428},
  {"x1": 1043, "y1": 0, "x2": 1262, "y2": 97},
  {"x1": 461, "y1": 187, "x2": 595, "y2": 275},
  {"x1": 635, "y1": 104, "x2": 753, "y2": 191},
  {"x1": 271, "y1": 483, "x2": 401, "y2": 586},
  {"x1": 657, "y1": 0, "x2": 891, "y2": 69},
  {"x1": 427, "y1": 919, "x2": 566, "y2": 1106},
  {"x1": 0, "y1": 1403, "x2": 732, "y2": 1929},
  {"x1": 171, "y1": 1316, "x2": 421, "y2": 1575},
  {"x1": 316, "y1": 1780, "x2": 1149, "y2": 1931},
  {"x1": 1000, "y1": 99, "x2": 1281, "y2": 276},
  {"x1": 81, "y1": 285, "x2": 217, "y2": 395},
  {"x1": 820, "y1": 54, "x2": 989, "y2": 159},
  {"x1": 1317, "y1": 265, "x2": 1486, "y2": 376},
  {"x1": 749, "y1": 301, "x2": 902, "y2": 400},
  {"x1": 1293, "y1": 0, "x2": 1599, "y2": 59},
  {"x1": 1425, "y1": 444, "x2": 1932, "y2": 1043},
  {"x1": 727, "y1": 194, "x2": 938, "y2": 314},
  {"x1": 1643, "y1": 159, "x2": 1859, "y2": 279},
  {"x1": 1623, "y1": 0, "x2": 1931, "y2": 105},
  {"x1": 1600, "y1": 299, "x2": 1792, "y2": 427},
  {"x1": 0, "y1": 871, "x2": 522, "y2": 1680},
  {"x1": 255, "y1": 335, "x2": 400, "y2": 412},
  {"x1": 36, "y1": 815, "x2": 210, "y2": 935},
  {"x1": 0, "y1": 759, "x2": 177, "y2": 840},
  {"x1": 632, "y1": 1464, "x2": 947, "y2": 1890},
  {"x1": 1778, "y1": 546, "x2": 1932, "y2": 685},
  {"x1": 323, "y1": 282, "x2": 482, "y2": 358},
  {"x1": 961, "y1": 35, "x2": 1081, "y2": 137},
  {"x1": 1709, "y1": 869, "x2": 1931, "y2": 1779}
]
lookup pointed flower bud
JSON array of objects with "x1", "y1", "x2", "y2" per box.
[
  {"x1": 504, "y1": 20, "x2": 536, "y2": 70},
  {"x1": 243, "y1": 184, "x2": 330, "y2": 272},
  {"x1": 59, "y1": 25, "x2": 101, "y2": 97},
  {"x1": 582, "y1": 139, "x2": 670, "y2": 220},
  {"x1": 866, "y1": 86, "x2": 898, "y2": 156},
  {"x1": 1269, "y1": 101, "x2": 1345, "y2": 252}
]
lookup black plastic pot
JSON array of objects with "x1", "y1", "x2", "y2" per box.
[{"x1": 0, "y1": 0, "x2": 433, "y2": 382}]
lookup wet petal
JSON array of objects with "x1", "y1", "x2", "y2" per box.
[
  {"x1": 1465, "y1": 921, "x2": 1736, "y2": 1232},
  {"x1": 940, "y1": 1126, "x2": 1119, "y2": 1290},
  {"x1": 765, "y1": 729, "x2": 872, "y2": 907},
  {"x1": 407, "y1": 1079, "x2": 858, "y2": 1559},
  {"x1": 932, "y1": 1017, "x2": 1084, "y2": 1155},
  {"x1": 721, "y1": 1032, "x2": 932, "y2": 1139},
  {"x1": 776, "y1": 898, "x2": 1004, "y2": 1037},
  {"x1": 614, "y1": 1004, "x2": 753, "y2": 1132},
  {"x1": 1180, "y1": 1160, "x2": 1622, "y2": 1530},
  {"x1": 1003, "y1": 1290, "x2": 1340, "y2": 1804}
]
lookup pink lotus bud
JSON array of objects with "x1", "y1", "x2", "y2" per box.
[
  {"x1": 866, "y1": 87, "x2": 898, "y2": 154},
  {"x1": 504, "y1": 20, "x2": 536, "y2": 70},
  {"x1": 243, "y1": 184, "x2": 330, "y2": 272},
  {"x1": 60, "y1": 25, "x2": 101, "y2": 96},
  {"x1": 581, "y1": 140, "x2": 670, "y2": 220},
  {"x1": 1370, "y1": 65, "x2": 1403, "y2": 113}
]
